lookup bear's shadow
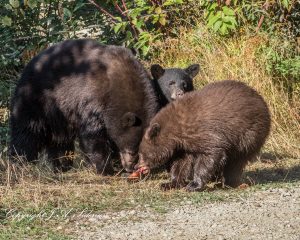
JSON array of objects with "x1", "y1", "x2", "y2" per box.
[{"x1": 243, "y1": 152, "x2": 300, "y2": 185}]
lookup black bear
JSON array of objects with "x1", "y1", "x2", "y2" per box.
[
  {"x1": 136, "y1": 80, "x2": 271, "y2": 191},
  {"x1": 9, "y1": 39, "x2": 158, "y2": 174},
  {"x1": 150, "y1": 64, "x2": 200, "y2": 107}
]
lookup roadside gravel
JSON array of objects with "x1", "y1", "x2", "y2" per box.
[{"x1": 72, "y1": 186, "x2": 300, "y2": 240}]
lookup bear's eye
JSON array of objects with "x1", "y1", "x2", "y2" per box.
[
  {"x1": 182, "y1": 82, "x2": 187, "y2": 89},
  {"x1": 169, "y1": 81, "x2": 175, "y2": 86}
]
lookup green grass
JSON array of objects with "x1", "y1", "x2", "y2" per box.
[{"x1": 0, "y1": 220, "x2": 72, "y2": 240}]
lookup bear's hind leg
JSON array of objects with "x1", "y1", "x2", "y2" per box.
[
  {"x1": 186, "y1": 150, "x2": 227, "y2": 192},
  {"x1": 223, "y1": 157, "x2": 248, "y2": 188},
  {"x1": 47, "y1": 142, "x2": 75, "y2": 172}
]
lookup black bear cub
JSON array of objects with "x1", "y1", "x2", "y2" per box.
[
  {"x1": 9, "y1": 39, "x2": 158, "y2": 174},
  {"x1": 136, "y1": 80, "x2": 271, "y2": 191},
  {"x1": 150, "y1": 64, "x2": 200, "y2": 107}
]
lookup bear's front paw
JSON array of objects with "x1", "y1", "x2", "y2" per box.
[{"x1": 185, "y1": 181, "x2": 204, "y2": 192}]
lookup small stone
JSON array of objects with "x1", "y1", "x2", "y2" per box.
[{"x1": 57, "y1": 226, "x2": 63, "y2": 230}]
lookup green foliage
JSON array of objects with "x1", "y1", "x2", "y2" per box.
[
  {"x1": 0, "y1": 0, "x2": 111, "y2": 67},
  {"x1": 0, "y1": 0, "x2": 185, "y2": 63},
  {"x1": 204, "y1": 3, "x2": 237, "y2": 35},
  {"x1": 0, "y1": 0, "x2": 299, "y2": 91},
  {"x1": 0, "y1": 0, "x2": 299, "y2": 63},
  {"x1": 201, "y1": 0, "x2": 296, "y2": 36},
  {"x1": 259, "y1": 33, "x2": 300, "y2": 95},
  {"x1": 110, "y1": 0, "x2": 184, "y2": 55}
]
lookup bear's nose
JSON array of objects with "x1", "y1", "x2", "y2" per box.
[
  {"x1": 171, "y1": 89, "x2": 184, "y2": 100},
  {"x1": 176, "y1": 91, "x2": 184, "y2": 97}
]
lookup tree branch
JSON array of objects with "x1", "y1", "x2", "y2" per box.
[
  {"x1": 121, "y1": 0, "x2": 138, "y2": 39},
  {"x1": 114, "y1": 1, "x2": 125, "y2": 16},
  {"x1": 256, "y1": 1, "x2": 270, "y2": 33},
  {"x1": 87, "y1": 0, "x2": 118, "y2": 23}
]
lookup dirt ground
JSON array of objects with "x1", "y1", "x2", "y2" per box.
[{"x1": 69, "y1": 185, "x2": 300, "y2": 240}]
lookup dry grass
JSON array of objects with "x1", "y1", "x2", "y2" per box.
[
  {"x1": 1, "y1": 149, "x2": 299, "y2": 238},
  {"x1": 0, "y1": 157, "x2": 299, "y2": 213}
]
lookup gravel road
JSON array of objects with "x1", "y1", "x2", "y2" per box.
[{"x1": 71, "y1": 186, "x2": 300, "y2": 240}]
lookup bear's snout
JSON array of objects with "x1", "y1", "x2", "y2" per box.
[{"x1": 120, "y1": 151, "x2": 138, "y2": 172}]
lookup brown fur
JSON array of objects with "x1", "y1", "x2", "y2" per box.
[{"x1": 138, "y1": 80, "x2": 271, "y2": 191}]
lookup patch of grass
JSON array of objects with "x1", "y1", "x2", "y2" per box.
[
  {"x1": 0, "y1": 220, "x2": 71, "y2": 240},
  {"x1": 1, "y1": 158, "x2": 299, "y2": 211},
  {"x1": 0, "y1": 156, "x2": 299, "y2": 238}
]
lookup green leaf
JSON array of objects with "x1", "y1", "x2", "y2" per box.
[
  {"x1": 147, "y1": 6, "x2": 155, "y2": 14},
  {"x1": 222, "y1": 6, "x2": 235, "y2": 16},
  {"x1": 9, "y1": 0, "x2": 19, "y2": 8},
  {"x1": 219, "y1": 23, "x2": 229, "y2": 35},
  {"x1": 207, "y1": 12, "x2": 222, "y2": 27},
  {"x1": 63, "y1": 8, "x2": 72, "y2": 19},
  {"x1": 282, "y1": 0, "x2": 289, "y2": 9},
  {"x1": 125, "y1": 31, "x2": 133, "y2": 41},
  {"x1": 152, "y1": 15, "x2": 159, "y2": 24},
  {"x1": 223, "y1": 16, "x2": 237, "y2": 26},
  {"x1": 163, "y1": 0, "x2": 183, "y2": 6},
  {"x1": 130, "y1": 8, "x2": 143, "y2": 19},
  {"x1": 113, "y1": 23, "x2": 123, "y2": 33},
  {"x1": 115, "y1": 16, "x2": 122, "y2": 22},
  {"x1": 131, "y1": 18, "x2": 137, "y2": 26},
  {"x1": 226, "y1": 22, "x2": 236, "y2": 30},
  {"x1": 2, "y1": 16, "x2": 12, "y2": 26},
  {"x1": 141, "y1": 45, "x2": 150, "y2": 56},
  {"x1": 74, "y1": 1, "x2": 86, "y2": 12},
  {"x1": 208, "y1": 3, "x2": 218, "y2": 11},
  {"x1": 159, "y1": 16, "x2": 166, "y2": 26},
  {"x1": 5, "y1": 4, "x2": 12, "y2": 10},
  {"x1": 135, "y1": 19, "x2": 144, "y2": 29},
  {"x1": 155, "y1": 7, "x2": 162, "y2": 14},
  {"x1": 213, "y1": 20, "x2": 222, "y2": 32},
  {"x1": 28, "y1": 0, "x2": 38, "y2": 9}
]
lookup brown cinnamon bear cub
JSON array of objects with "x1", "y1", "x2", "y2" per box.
[
  {"x1": 9, "y1": 39, "x2": 158, "y2": 174},
  {"x1": 137, "y1": 80, "x2": 271, "y2": 191}
]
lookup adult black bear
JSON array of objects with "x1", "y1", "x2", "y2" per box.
[
  {"x1": 136, "y1": 80, "x2": 271, "y2": 191},
  {"x1": 150, "y1": 64, "x2": 199, "y2": 108},
  {"x1": 9, "y1": 39, "x2": 158, "y2": 174}
]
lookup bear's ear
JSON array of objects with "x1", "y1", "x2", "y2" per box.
[
  {"x1": 145, "y1": 123, "x2": 161, "y2": 140},
  {"x1": 150, "y1": 64, "x2": 165, "y2": 80},
  {"x1": 121, "y1": 112, "x2": 141, "y2": 128},
  {"x1": 185, "y1": 64, "x2": 200, "y2": 78}
]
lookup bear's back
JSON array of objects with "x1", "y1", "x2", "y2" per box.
[
  {"x1": 175, "y1": 80, "x2": 270, "y2": 128},
  {"x1": 12, "y1": 39, "x2": 158, "y2": 134},
  {"x1": 155, "y1": 80, "x2": 270, "y2": 153}
]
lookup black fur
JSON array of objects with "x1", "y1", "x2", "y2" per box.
[
  {"x1": 9, "y1": 39, "x2": 158, "y2": 173},
  {"x1": 150, "y1": 64, "x2": 200, "y2": 107}
]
